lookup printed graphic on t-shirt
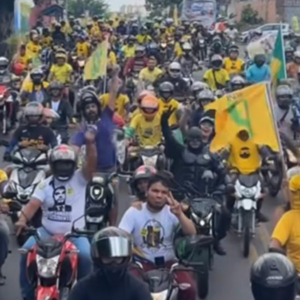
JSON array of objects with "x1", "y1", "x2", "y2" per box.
[
  {"x1": 140, "y1": 219, "x2": 166, "y2": 252},
  {"x1": 47, "y1": 186, "x2": 72, "y2": 222}
]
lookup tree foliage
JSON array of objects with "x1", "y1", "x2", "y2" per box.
[
  {"x1": 68, "y1": 0, "x2": 108, "y2": 18},
  {"x1": 241, "y1": 4, "x2": 262, "y2": 25},
  {"x1": 145, "y1": 0, "x2": 182, "y2": 14}
]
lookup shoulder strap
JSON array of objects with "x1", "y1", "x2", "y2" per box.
[{"x1": 212, "y1": 70, "x2": 223, "y2": 90}]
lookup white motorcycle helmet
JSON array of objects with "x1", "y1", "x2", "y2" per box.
[
  {"x1": 168, "y1": 62, "x2": 181, "y2": 79},
  {"x1": 0, "y1": 57, "x2": 9, "y2": 75}
]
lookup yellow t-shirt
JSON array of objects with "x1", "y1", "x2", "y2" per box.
[
  {"x1": 272, "y1": 210, "x2": 300, "y2": 272},
  {"x1": 21, "y1": 81, "x2": 49, "y2": 93},
  {"x1": 158, "y1": 98, "x2": 180, "y2": 127},
  {"x1": 0, "y1": 169, "x2": 7, "y2": 183},
  {"x1": 175, "y1": 42, "x2": 183, "y2": 58},
  {"x1": 122, "y1": 45, "x2": 136, "y2": 59},
  {"x1": 289, "y1": 174, "x2": 300, "y2": 210},
  {"x1": 76, "y1": 42, "x2": 90, "y2": 58},
  {"x1": 100, "y1": 93, "x2": 129, "y2": 118},
  {"x1": 127, "y1": 113, "x2": 162, "y2": 147},
  {"x1": 26, "y1": 42, "x2": 41, "y2": 58},
  {"x1": 139, "y1": 67, "x2": 163, "y2": 83},
  {"x1": 41, "y1": 36, "x2": 53, "y2": 48},
  {"x1": 228, "y1": 138, "x2": 261, "y2": 174},
  {"x1": 16, "y1": 54, "x2": 31, "y2": 66},
  {"x1": 166, "y1": 27, "x2": 175, "y2": 35},
  {"x1": 223, "y1": 57, "x2": 244, "y2": 75},
  {"x1": 136, "y1": 35, "x2": 152, "y2": 44},
  {"x1": 50, "y1": 63, "x2": 73, "y2": 84},
  {"x1": 108, "y1": 51, "x2": 117, "y2": 66},
  {"x1": 203, "y1": 68, "x2": 230, "y2": 91}
]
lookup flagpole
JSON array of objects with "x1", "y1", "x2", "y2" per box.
[{"x1": 280, "y1": 22, "x2": 288, "y2": 79}]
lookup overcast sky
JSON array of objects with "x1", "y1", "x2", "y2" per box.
[{"x1": 109, "y1": 0, "x2": 145, "y2": 11}]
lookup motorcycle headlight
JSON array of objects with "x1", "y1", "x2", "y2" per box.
[
  {"x1": 152, "y1": 290, "x2": 168, "y2": 300},
  {"x1": 90, "y1": 186, "x2": 104, "y2": 202},
  {"x1": 17, "y1": 185, "x2": 35, "y2": 197},
  {"x1": 240, "y1": 186, "x2": 257, "y2": 198},
  {"x1": 36, "y1": 255, "x2": 60, "y2": 278},
  {"x1": 142, "y1": 155, "x2": 158, "y2": 167}
]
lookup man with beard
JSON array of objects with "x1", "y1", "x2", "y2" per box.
[
  {"x1": 70, "y1": 67, "x2": 122, "y2": 225},
  {"x1": 119, "y1": 173, "x2": 197, "y2": 300}
]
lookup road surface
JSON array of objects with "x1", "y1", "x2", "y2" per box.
[{"x1": 0, "y1": 143, "x2": 280, "y2": 300}]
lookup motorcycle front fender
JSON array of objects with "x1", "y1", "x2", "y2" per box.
[
  {"x1": 36, "y1": 286, "x2": 59, "y2": 300},
  {"x1": 237, "y1": 199, "x2": 256, "y2": 210}
]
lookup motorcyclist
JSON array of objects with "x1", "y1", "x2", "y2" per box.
[
  {"x1": 223, "y1": 46, "x2": 245, "y2": 76},
  {"x1": 161, "y1": 111, "x2": 229, "y2": 254},
  {"x1": 119, "y1": 173, "x2": 197, "y2": 300},
  {"x1": 139, "y1": 56, "x2": 163, "y2": 85},
  {"x1": 68, "y1": 227, "x2": 152, "y2": 300},
  {"x1": 40, "y1": 28, "x2": 53, "y2": 48},
  {"x1": 209, "y1": 35, "x2": 224, "y2": 58},
  {"x1": 287, "y1": 51, "x2": 300, "y2": 81},
  {"x1": 250, "y1": 253, "x2": 297, "y2": 300},
  {"x1": 154, "y1": 62, "x2": 188, "y2": 100},
  {"x1": 4, "y1": 101, "x2": 57, "y2": 154},
  {"x1": 176, "y1": 42, "x2": 200, "y2": 76},
  {"x1": 130, "y1": 23, "x2": 139, "y2": 36},
  {"x1": 43, "y1": 81, "x2": 75, "y2": 144},
  {"x1": 20, "y1": 68, "x2": 49, "y2": 104},
  {"x1": 285, "y1": 46, "x2": 294, "y2": 64},
  {"x1": 11, "y1": 44, "x2": 31, "y2": 74},
  {"x1": 0, "y1": 57, "x2": 12, "y2": 85},
  {"x1": 157, "y1": 24, "x2": 169, "y2": 43},
  {"x1": 246, "y1": 54, "x2": 271, "y2": 83},
  {"x1": 121, "y1": 36, "x2": 136, "y2": 59},
  {"x1": 16, "y1": 142, "x2": 97, "y2": 300},
  {"x1": 51, "y1": 23, "x2": 66, "y2": 46},
  {"x1": 76, "y1": 34, "x2": 91, "y2": 59},
  {"x1": 124, "y1": 46, "x2": 148, "y2": 77},
  {"x1": 26, "y1": 31, "x2": 41, "y2": 59},
  {"x1": 190, "y1": 89, "x2": 215, "y2": 127},
  {"x1": 230, "y1": 75, "x2": 246, "y2": 92},
  {"x1": 136, "y1": 26, "x2": 152, "y2": 45},
  {"x1": 9, "y1": 75, "x2": 21, "y2": 127},
  {"x1": 116, "y1": 20, "x2": 127, "y2": 35},
  {"x1": 130, "y1": 165, "x2": 157, "y2": 203},
  {"x1": 203, "y1": 54, "x2": 230, "y2": 91},
  {"x1": 188, "y1": 81, "x2": 209, "y2": 104}
]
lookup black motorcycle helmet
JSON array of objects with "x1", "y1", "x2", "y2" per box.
[
  {"x1": 49, "y1": 145, "x2": 77, "y2": 181},
  {"x1": 250, "y1": 253, "x2": 297, "y2": 300},
  {"x1": 276, "y1": 85, "x2": 293, "y2": 109},
  {"x1": 186, "y1": 127, "x2": 203, "y2": 152},
  {"x1": 159, "y1": 81, "x2": 174, "y2": 102},
  {"x1": 130, "y1": 165, "x2": 157, "y2": 200},
  {"x1": 48, "y1": 81, "x2": 64, "y2": 97},
  {"x1": 80, "y1": 90, "x2": 101, "y2": 122},
  {"x1": 30, "y1": 68, "x2": 43, "y2": 85},
  {"x1": 254, "y1": 54, "x2": 266, "y2": 68},
  {"x1": 91, "y1": 227, "x2": 132, "y2": 283}
]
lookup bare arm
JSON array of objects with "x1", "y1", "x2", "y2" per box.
[
  {"x1": 19, "y1": 199, "x2": 41, "y2": 223},
  {"x1": 107, "y1": 65, "x2": 122, "y2": 111},
  {"x1": 82, "y1": 131, "x2": 97, "y2": 181}
]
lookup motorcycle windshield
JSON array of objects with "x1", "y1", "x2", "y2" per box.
[
  {"x1": 140, "y1": 148, "x2": 160, "y2": 156},
  {"x1": 238, "y1": 173, "x2": 260, "y2": 187},
  {"x1": 143, "y1": 269, "x2": 171, "y2": 292},
  {"x1": 190, "y1": 198, "x2": 214, "y2": 217},
  {"x1": 19, "y1": 148, "x2": 41, "y2": 164},
  {"x1": 18, "y1": 169, "x2": 39, "y2": 188}
]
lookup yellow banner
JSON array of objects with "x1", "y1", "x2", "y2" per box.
[
  {"x1": 205, "y1": 83, "x2": 279, "y2": 152},
  {"x1": 84, "y1": 40, "x2": 109, "y2": 81}
]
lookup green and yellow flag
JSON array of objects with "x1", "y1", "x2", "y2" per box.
[
  {"x1": 270, "y1": 25, "x2": 287, "y2": 85},
  {"x1": 84, "y1": 40, "x2": 109, "y2": 81},
  {"x1": 205, "y1": 83, "x2": 279, "y2": 152}
]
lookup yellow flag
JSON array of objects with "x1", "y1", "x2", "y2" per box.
[
  {"x1": 84, "y1": 39, "x2": 109, "y2": 81},
  {"x1": 292, "y1": 16, "x2": 299, "y2": 33},
  {"x1": 205, "y1": 83, "x2": 279, "y2": 152},
  {"x1": 173, "y1": 5, "x2": 179, "y2": 26}
]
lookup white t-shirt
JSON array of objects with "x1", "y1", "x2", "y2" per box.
[
  {"x1": 119, "y1": 203, "x2": 179, "y2": 263},
  {"x1": 51, "y1": 100, "x2": 60, "y2": 113},
  {"x1": 225, "y1": 28, "x2": 238, "y2": 40},
  {"x1": 32, "y1": 169, "x2": 87, "y2": 235}
]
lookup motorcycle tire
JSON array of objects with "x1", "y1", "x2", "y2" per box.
[
  {"x1": 242, "y1": 211, "x2": 251, "y2": 258},
  {"x1": 196, "y1": 247, "x2": 210, "y2": 299}
]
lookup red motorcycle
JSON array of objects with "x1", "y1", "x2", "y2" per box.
[
  {"x1": 21, "y1": 226, "x2": 83, "y2": 300},
  {"x1": 0, "y1": 85, "x2": 13, "y2": 135}
]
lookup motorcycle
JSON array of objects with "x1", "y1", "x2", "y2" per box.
[
  {"x1": 138, "y1": 145, "x2": 165, "y2": 170},
  {"x1": 198, "y1": 39, "x2": 207, "y2": 61},
  {"x1": 233, "y1": 172, "x2": 262, "y2": 258},
  {"x1": 114, "y1": 127, "x2": 127, "y2": 171},
  {"x1": 0, "y1": 86, "x2": 12, "y2": 135},
  {"x1": 84, "y1": 173, "x2": 116, "y2": 233},
  {"x1": 19, "y1": 216, "x2": 93, "y2": 300}
]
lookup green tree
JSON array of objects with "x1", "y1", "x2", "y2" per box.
[
  {"x1": 68, "y1": 0, "x2": 108, "y2": 18},
  {"x1": 145, "y1": 0, "x2": 182, "y2": 15}
]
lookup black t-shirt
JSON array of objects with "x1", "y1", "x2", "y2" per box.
[
  {"x1": 13, "y1": 125, "x2": 57, "y2": 147},
  {"x1": 68, "y1": 271, "x2": 152, "y2": 300}
]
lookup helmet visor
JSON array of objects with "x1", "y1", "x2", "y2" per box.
[{"x1": 94, "y1": 237, "x2": 131, "y2": 258}]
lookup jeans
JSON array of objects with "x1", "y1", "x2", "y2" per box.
[
  {"x1": 20, "y1": 227, "x2": 92, "y2": 300},
  {"x1": 130, "y1": 260, "x2": 197, "y2": 300}
]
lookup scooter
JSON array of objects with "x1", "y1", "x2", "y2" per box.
[{"x1": 233, "y1": 172, "x2": 262, "y2": 258}]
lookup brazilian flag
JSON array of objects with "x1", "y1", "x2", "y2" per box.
[{"x1": 270, "y1": 25, "x2": 287, "y2": 85}]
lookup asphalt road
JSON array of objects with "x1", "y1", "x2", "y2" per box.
[{"x1": 0, "y1": 51, "x2": 281, "y2": 300}]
